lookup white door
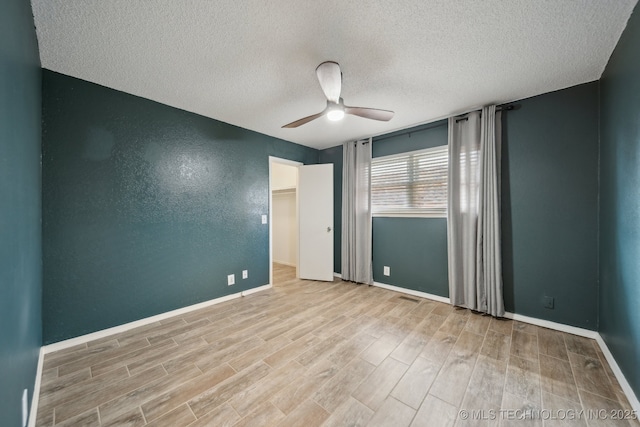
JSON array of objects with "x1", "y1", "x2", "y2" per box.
[{"x1": 298, "y1": 164, "x2": 334, "y2": 281}]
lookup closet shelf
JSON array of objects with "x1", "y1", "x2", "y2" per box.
[{"x1": 272, "y1": 187, "x2": 296, "y2": 195}]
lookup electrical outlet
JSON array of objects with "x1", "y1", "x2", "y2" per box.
[
  {"x1": 22, "y1": 389, "x2": 28, "y2": 427},
  {"x1": 242, "y1": 270, "x2": 248, "y2": 279},
  {"x1": 543, "y1": 296, "x2": 554, "y2": 309},
  {"x1": 383, "y1": 266, "x2": 390, "y2": 276},
  {"x1": 227, "y1": 274, "x2": 235, "y2": 286}
]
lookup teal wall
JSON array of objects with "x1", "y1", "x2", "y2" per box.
[
  {"x1": 372, "y1": 217, "x2": 448, "y2": 296},
  {"x1": 321, "y1": 83, "x2": 600, "y2": 329},
  {"x1": 0, "y1": 0, "x2": 42, "y2": 424},
  {"x1": 599, "y1": 6, "x2": 640, "y2": 400},
  {"x1": 370, "y1": 123, "x2": 450, "y2": 294},
  {"x1": 42, "y1": 71, "x2": 318, "y2": 344},
  {"x1": 502, "y1": 82, "x2": 599, "y2": 329}
]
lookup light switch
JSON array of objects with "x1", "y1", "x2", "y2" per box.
[{"x1": 261, "y1": 215, "x2": 267, "y2": 224}]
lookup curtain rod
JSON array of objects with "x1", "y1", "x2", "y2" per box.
[
  {"x1": 373, "y1": 104, "x2": 516, "y2": 142},
  {"x1": 373, "y1": 121, "x2": 447, "y2": 143},
  {"x1": 454, "y1": 104, "x2": 516, "y2": 123}
]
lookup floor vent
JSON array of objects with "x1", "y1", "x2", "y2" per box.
[{"x1": 398, "y1": 296, "x2": 420, "y2": 303}]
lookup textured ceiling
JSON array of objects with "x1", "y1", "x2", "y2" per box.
[{"x1": 32, "y1": 0, "x2": 637, "y2": 150}]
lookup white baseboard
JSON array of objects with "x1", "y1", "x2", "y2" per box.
[
  {"x1": 372, "y1": 281, "x2": 451, "y2": 304},
  {"x1": 241, "y1": 284, "x2": 272, "y2": 296},
  {"x1": 595, "y1": 334, "x2": 640, "y2": 412},
  {"x1": 502, "y1": 312, "x2": 599, "y2": 339},
  {"x1": 334, "y1": 272, "x2": 342, "y2": 279},
  {"x1": 27, "y1": 347, "x2": 44, "y2": 427},
  {"x1": 43, "y1": 284, "x2": 269, "y2": 354}
]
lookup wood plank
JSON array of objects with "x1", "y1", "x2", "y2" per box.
[
  {"x1": 55, "y1": 408, "x2": 100, "y2": 427},
  {"x1": 228, "y1": 334, "x2": 292, "y2": 372},
  {"x1": 464, "y1": 312, "x2": 491, "y2": 336},
  {"x1": 428, "y1": 331, "x2": 483, "y2": 407},
  {"x1": 466, "y1": 355, "x2": 507, "y2": 407},
  {"x1": 303, "y1": 332, "x2": 376, "y2": 380},
  {"x1": 321, "y1": 397, "x2": 374, "y2": 427},
  {"x1": 457, "y1": 391, "x2": 500, "y2": 427},
  {"x1": 352, "y1": 357, "x2": 409, "y2": 410},
  {"x1": 367, "y1": 397, "x2": 416, "y2": 427},
  {"x1": 564, "y1": 334, "x2": 598, "y2": 359},
  {"x1": 510, "y1": 330, "x2": 539, "y2": 361},
  {"x1": 313, "y1": 357, "x2": 375, "y2": 413},
  {"x1": 278, "y1": 399, "x2": 330, "y2": 427},
  {"x1": 184, "y1": 403, "x2": 240, "y2": 427},
  {"x1": 270, "y1": 374, "x2": 326, "y2": 415},
  {"x1": 98, "y1": 364, "x2": 202, "y2": 425},
  {"x1": 360, "y1": 333, "x2": 403, "y2": 366},
  {"x1": 142, "y1": 363, "x2": 236, "y2": 421},
  {"x1": 100, "y1": 407, "x2": 146, "y2": 427},
  {"x1": 145, "y1": 404, "x2": 196, "y2": 427},
  {"x1": 411, "y1": 394, "x2": 458, "y2": 427},
  {"x1": 537, "y1": 327, "x2": 569, "y2": 360},
  {"x1": 500, "y1": 391, "x2": 542, "y2": 427},
  {"x1": 419, "y1": 331, "x2": 457, "y2": 365},
  {"x1": 578, "y1": 389, "x2": 637, "y2": 427},
  {"x1": 232, "y1": 401, "x2": 285, "y2": 427},
  {"x1": 55, "y1": 365, "x2": 166, "y2": 423},
  {"x1": 187, "y1": 362, "x2": 271, "y2": 418},
  {"x1": 539, "y1": 353, "x2": 580, "y2": 403},
  {"x1": 480, "y1": 329, "x2": 511, "y2": 362},
  {"x1": 504, "y1": 355, "x2": 541, "y2": 406},
  {"x1": 90, "y1": 338, "x2": 177, "y2": 377},
  {"x1": 489, "y1": 317, "x2": 513, "y2": 335},
  {"x1": 541, "y1": 391, "x2": 586, "y2": 427},
  {"x1": 391, "y1": 356, "x2": 441, "y2": 409},
  {"x1": 228, "y1": 360, "x2": 306, "y2": 417},
  {"x1": 568, "y1": 352, "x2": 618, "y2": 401},
  {"x1": 263, "y1": 333, "x2": 323, "y2": 369}
]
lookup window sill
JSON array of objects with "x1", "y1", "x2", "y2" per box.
[{"x1": 372, "y1": 212, "x2": 447, "y2": 219}]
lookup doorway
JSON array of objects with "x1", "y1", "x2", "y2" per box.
[{"x1": 269, "y1": 157, "x2": 301, "y2": 285}]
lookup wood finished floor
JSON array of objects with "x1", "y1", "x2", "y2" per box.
[{"x1": 36, "y1": 264, "x2": 638, "y2": 427}]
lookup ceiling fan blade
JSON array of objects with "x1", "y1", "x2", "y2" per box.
[
  {"x1": 316, "y1": 61, "x2": 341, "y2": 103},
  {"x1": 345, "y1": 106, "x2": 394, "y2": 121},
  {"x1": 281, "y1": 111, "x2": 325, "y2": 128}
]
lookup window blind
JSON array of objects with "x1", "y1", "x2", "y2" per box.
[{"x1": 371, "y1": 145, "x2": 448, "y2": 216}]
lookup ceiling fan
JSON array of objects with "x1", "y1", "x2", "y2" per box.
[{"x1": 282, "y1": 61, "x2": 395, "y2": 128}]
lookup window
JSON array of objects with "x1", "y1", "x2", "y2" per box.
[
  {"x1": 371, "y1": 145, "x2": 448, "y2": 217},
  {"x1": 458, "y1": 148, "x2": 479, "y2": 213}
]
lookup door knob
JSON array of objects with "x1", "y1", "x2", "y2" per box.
[{"x1": 327, "y1": 227, "x2": 332, "y2": 232}]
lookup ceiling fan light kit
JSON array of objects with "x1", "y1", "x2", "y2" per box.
[
  {"x1": 282, "y1": 61, "x2": 394, "y2": 128},
  {"x1": 327, "y1": 109, "x2": 345, "y2": 121},
  {"x1": 326, "y1": 98, "x2": 345, "y2": 121}
]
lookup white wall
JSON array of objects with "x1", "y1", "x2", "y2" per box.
[
  {"x1": 271, "y1": 163, "x2": 297, "y2": 190},
  {"x1": 272, "y1": 191, "x2": 297, "y2": 266},
  {"x1": 271, "y1": 162, "x2": 298, "y2": 267}
]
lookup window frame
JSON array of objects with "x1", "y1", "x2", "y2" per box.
[{"x1": 370, "y1": 145, "x2": 448, "y2": 219}]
